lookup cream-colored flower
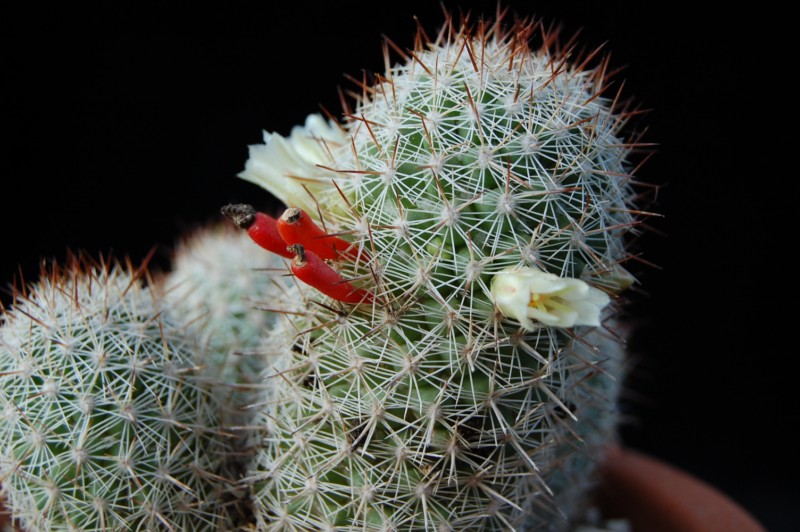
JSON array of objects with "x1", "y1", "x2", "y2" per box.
[
  {"x1": 491, "y1": 267, "x2": 610, "y2": 329},
  {"x1": 238, "y1": 114, "x2": 346, "y2": 213}
]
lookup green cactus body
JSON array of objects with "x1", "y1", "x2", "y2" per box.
[
  {"x1": 164, "y1": 225, "x2": 298, "y2": 525},
  {"x1": 539, "y1": 323, "x2": 627, "y2": 530},
  {"x1": 241, "y1": 17, "x2": 640, "y2": 531},
  {"x1": 165, "y1": 225, "x2": 293, "y2": 403},
  {"x1": 0, "y1": 260, "x2": 232, "y2": 531}
]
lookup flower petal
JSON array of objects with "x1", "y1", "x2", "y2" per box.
[
  {"x1": 491, "y1": 267, "x2": 610, "y2": 329},
  {"x1": 238, "y1": 114, "x2": 346, "y2": 213}
]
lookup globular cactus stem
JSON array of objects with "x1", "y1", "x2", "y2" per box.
[
  {"x1": 163, "y1": 224, "x2": 300, "y2": 523},
  {"x1": 164, "y1": 224, "x2": 295, "y2": 397},
  {"x1": 235, "y1": 11, "x2": 646, "y2": 531},
  {"x1": 0, "y1": 257, "x2": 233, "y2": 531}
]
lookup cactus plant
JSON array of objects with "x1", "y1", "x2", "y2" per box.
[
  {"x1": 163, "y1": 224, "x2": 298, "y2": 524},
  {"x1": 237, "y1": 12, "x2": 642, "y2": 531},
  {"x1": 0, "y1": 10, "x2": 649, "y2": 532},
  {"x1": 0, "y1": 257, "x2": 233, "y2": 531},
  {"x1": 164, "y1": 224, "x2": 293, "y2": 399}
]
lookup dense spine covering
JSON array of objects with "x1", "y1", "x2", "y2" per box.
[
  {"x1": 0, "y1": 259, "x2": 231, "y2": 531},
  {"x1": 165, "y1": 225, "x2": 293, "y2": 396},
  {"x1": 0, "y1": 11, "x2": 648, "y2": 531},
  {"x1": 241, "y1": 13, "x2": 643, "y2": 531},
  {"x1": 164, "y1": 225, "x2": 298, "y2": 526}
]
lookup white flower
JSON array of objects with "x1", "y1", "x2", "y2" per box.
[
  {"x1": 491, "y1": 267, "x2": 610, "y2": 329},
  {"x1": 238, "y1": 114, "x2": 346, "y2": 213}
]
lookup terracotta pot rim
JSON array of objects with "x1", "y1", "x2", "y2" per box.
[{"x1": 598, "y1": 445, "x2": 765, "y2": 532}]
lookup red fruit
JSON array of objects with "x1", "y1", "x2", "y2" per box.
[
  {"x1": 278, "y1": 207, "x2": 360, "y2": 262},
  {"x1": 289, "y1": 245, "x2": 373, "y2": 304},
  {"x1": 221, "y1": 204, "x2": 294, "y2": 258}
]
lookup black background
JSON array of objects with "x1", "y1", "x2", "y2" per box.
[{"x1": 2, "y1": 3, "x2": 794, "y2": 530}]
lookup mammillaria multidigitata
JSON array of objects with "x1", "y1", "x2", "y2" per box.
[{"x1": 0, "y1": 10, "x2": 648, "y2": 531}]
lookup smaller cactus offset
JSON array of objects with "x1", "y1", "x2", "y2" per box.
[
  {"x1": 163, "y1": 224, "x2": 299, "y2": 521},
  {"x1": 164, "y1": 224, "x2": 293, "y2": 397},
  {"x1": 0, "y1": 257, "x2": 233, "y2": 531}
]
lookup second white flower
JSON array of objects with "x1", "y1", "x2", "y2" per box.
[{"x1": 491, "y1": 267, "x2": 610, "y2": 329}]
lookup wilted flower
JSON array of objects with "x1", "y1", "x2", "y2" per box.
[
  {"x1": 238, "y1": 114, "x2": 345, "y2": 213},
  {"x1": 491, "y1": 267, "x2": 610, "y2": 328}
]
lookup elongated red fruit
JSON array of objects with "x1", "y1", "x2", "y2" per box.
[
  {"x1": 278, "y1": 207, "x2": 360, "y2": 261},
  {"x1": 290, "y1": 244, "x2": 373, "y2": 304},
  {"x1": 221, "y1": 204, "x2": 294, "y2": 258}
]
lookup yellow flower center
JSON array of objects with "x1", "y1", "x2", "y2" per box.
[{"x1": 529, "y1": 292, "x2": 569, "y2": 314}]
